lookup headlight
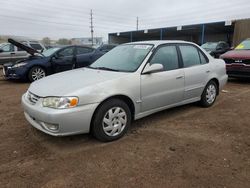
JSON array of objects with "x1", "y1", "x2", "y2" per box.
[
  {"x1": 13, "y1": 62, "x2": 27, "y2": 68},
  {"x1": 42, "y1": 97, "x2": 79, "y2": 109}
]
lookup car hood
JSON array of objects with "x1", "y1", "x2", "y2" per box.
[
  {"x1": 220, "y1": 50, "x2": 250, "y2": 59},
  {"x1": 28, "y1": 68, "x2": 130, "y2": 97},
  {"x1": 4, "y1": 55, "x2": 45, "y2": 67},
  {"x1": 8, "y1": 38, "x2": 42, "y2": 56}
]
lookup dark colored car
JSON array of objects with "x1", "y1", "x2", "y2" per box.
[
  {"x1": 2, "y1": 39, "x2": 115, "y2": 82},
  {"x1": 96, "y1": 44, "x2": 117, "y2": 52},
  {"x1": 220, "y1": 39, "x2": 250, "y2": 78},
  {"x1": 201, "y1": 41, "x2": 230, "y2": 58}
]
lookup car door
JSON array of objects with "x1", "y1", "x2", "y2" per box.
[
  {"x1": 0, "y1": 43, "x2": 15, "y2": 64},
  {"x1": 12, "y1": 46, "x2": 29, "y2": 62},
  {"x1": 52, "y1": 46, "x2": 76, "y2": 73},
  {"x1": 141, "y1": 45, "x2": 184, "y2": 112},
  {"x1": 178, "y1": 44, "x2": 210, "y2": 100},
  {"x1": 75, "y1": 47, "x2": 95, "y2": 68}
]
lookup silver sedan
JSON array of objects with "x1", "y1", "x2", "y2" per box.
[{"x1": 22, "y1": 41, "x2": 228, "y2": 142}]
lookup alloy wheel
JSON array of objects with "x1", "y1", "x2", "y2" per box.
[{"x1": 31, "y1": 67, "x2": 46, "y2": 81}]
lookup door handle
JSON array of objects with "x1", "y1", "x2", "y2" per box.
[
  {"x1": 10, "y1": 52, "x2": 15, "y2": 55},
  {"x1": 176, "y1": 76, "x2": 184, "y2": 79},
  {"x1": 206, "y1": 70, "x2": 210, "y2": 73}
]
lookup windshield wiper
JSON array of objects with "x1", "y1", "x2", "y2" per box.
[{"x1": 88, "y1": 66, "x2": 120, "y2": 72}]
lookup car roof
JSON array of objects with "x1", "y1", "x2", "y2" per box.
[{"x1": 125, "y1": 40, "x2": 195, "y2": 46}]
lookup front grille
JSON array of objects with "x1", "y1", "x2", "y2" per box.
[
  {"x1": 27, "y1": 92, "x2": 40, "y2": 105},
  {"x1": 224, "y1": 58, "x2": 250, "y2": 65}
]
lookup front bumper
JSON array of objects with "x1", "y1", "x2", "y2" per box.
[
  {"x1": 21, "y1": 93, "x2": 99, "y2": 136},
  {"x1": 3, "y1": 65, "x2": 27, "y2": 80}
]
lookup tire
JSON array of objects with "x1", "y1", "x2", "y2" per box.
[
  {"x1": 200, "y1": 80, "x2": 218, "y2": 107},
  {"x1": 92, "y1": 99, "x2": 131, "y2": 142},
  {"x1": 28, "y1": 66, "x2": 46, "y2": 82}
]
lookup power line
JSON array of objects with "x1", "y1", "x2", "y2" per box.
[
  {"x1": 0, "y1": 0, "x2": 136, "y2": 22},
  {"x1": 0, "y1": 7, "x2": 135, "y2": 27},
  {"x1": 0, "y1": 13, "x2": 135, "y2": 32},
  {"x1": 20, "y1": 0, "x2": 138, "y2": 18}
]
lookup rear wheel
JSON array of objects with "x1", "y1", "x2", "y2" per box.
[
  {"x1": 200, "y1": 80, "x2": 218, "y2": 107},
  {"x1": 92, "y1": 99, "x2": 131, "y2": 142},
  {"x1": 28, "y1": 66, "x2": 46, "y2": 82}
]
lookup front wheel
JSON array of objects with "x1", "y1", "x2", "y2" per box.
[
  {"x1": 28, "y1": 66, "x2": 46, "y2": 82},
  {"x1": 92, "y1": 99, "x2": 131, "y2": 142},
  {"x1": 200, "y1": 80, "x2": 218, "y2": 107}
]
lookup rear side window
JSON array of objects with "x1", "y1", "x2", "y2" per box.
[
  {"x1": 76, "y1": 47, "x2": 93, "y2": 55},
  {"x1": 179, "y1": 45, "x2": 203, "y2": 67},
  {"x1": 30, "y1": 43, "x2": 43, "y2": 50},
  {"x1": 199, "y1": 51, "x2": 208, "y2": 64},
  {"x1": 101, "y1": 45, "x2": 115, "y2": 51},
  {"x1": 150, "y1": 45, "x2": 179, "y2": 71}
]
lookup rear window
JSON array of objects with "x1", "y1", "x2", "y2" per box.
[
  {"x1": 99, "y1": 45, "x2": 116, "y2": 51},
  {"x1": 30, "y1": 43, "x2": 43, "y2": 50},
  {"x1": 76, "y1": 47, "x2": 94, "y2": 55}
]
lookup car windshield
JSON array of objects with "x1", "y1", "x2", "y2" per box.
[
  {"x1": 235, "y1": 39, "x2": 250, "y2": 50},
  {"x1": 201, "y1": 42, "x2": 218, "y2": 50},
  {"x1": 42, "y1": 47, "x2": 61, "y2": 57},
  {"x1": 89, "y1": 44, "x2": 153, "y2": 72}
]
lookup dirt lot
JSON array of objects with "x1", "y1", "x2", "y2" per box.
[{"x1": 0, "y1": 70, "x2": 249, "y2": 188}]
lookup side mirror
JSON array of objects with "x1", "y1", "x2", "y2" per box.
[
  {"x1": 0, "y1": 49, "x2": 3, "y2": 53},
  {"x1": 51, "y1": 54, "x2": 59, "y2": 61},
  {"x1": 143, "y1": 64, "x2": 164, "y2": 74}
]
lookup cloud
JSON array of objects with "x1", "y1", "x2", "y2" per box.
[{"x1": 0, "y1": 0, "x2": 249, "y2": 40}]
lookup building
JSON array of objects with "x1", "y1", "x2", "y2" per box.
[
  {"x1": 71, "y1": 37, "x2": 103, "y2": 46},
  {"x1": 108, "y1": 18, "x2": 250, "y2": 46}
]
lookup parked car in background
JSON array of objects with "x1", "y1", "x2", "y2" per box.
[
  {"x1": 3, "y1": 39, "x2": 115, "y2": 82},
  {"x1": 97, "y1": 44, "x2": 117, "y2": 52},
  {"x1": 220, "y1": 38, "x2": 250, "y2": 78},
  {"x1": 201, "y1": 41, "x2": 230, "y2": 58},
  {"x1": 91, "y1": 44, "x2": 117, "y2": 60},
  {"x1": 22, "y1": 40, "x2": 227, "y2": 142},
  {"x1": 0, "y1": 39, "x2": 46, "y2": 65}
]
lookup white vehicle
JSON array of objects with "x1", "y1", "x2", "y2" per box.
[{"x1": 22, "y1": 40, "x2": 228, "y2": 142}]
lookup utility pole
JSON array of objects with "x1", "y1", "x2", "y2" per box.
[
  {"x1": 90, "y1": 9, "x2": 94, "y2": 46},
  {"x1": 136, "y1": 16, "x2": 139, "y2": 31}
]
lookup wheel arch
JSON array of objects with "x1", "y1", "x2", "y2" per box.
[
  {"x1": 208, "y1": 78, "x2": 219, "y2": 95},
  {"x1": 90, "y1": 95, "x2": 135, "y2": 131},
  {"x1": 27, "y1": 65, "x2": 47, "y2": 80}
]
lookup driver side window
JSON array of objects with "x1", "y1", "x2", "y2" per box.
[
  {"x1": 150, "y1": 45, "x2": 179, "y2": 71},
  {"x1": 58, "y1": 47, "x2": 74, "y2": 57}
]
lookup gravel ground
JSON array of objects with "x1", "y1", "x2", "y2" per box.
[{"x1": 0, "y1": 70, "x2": 250, "y2": 188}]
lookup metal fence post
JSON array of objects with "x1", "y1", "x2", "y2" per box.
[{"x1": 201, "y1": 24, "x2": 205, "y2": 44}]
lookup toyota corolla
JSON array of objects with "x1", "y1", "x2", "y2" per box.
[{"x1": 22, "y1": 41, "x2": 228, "y2": 142}]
